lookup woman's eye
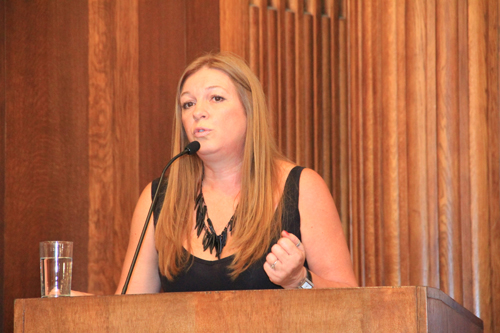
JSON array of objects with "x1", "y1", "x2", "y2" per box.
[
  {"x1": 212, "y1": 95, "x2": 225, "y2": 102},
  {"x1": 182, "y1": 101, "x2": 194, "y2": 109}
]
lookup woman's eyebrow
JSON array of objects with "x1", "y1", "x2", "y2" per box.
[{"x1": 180, "y1": 85, "x2": 229, "y2": 97}]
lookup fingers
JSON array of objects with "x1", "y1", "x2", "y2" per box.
[
  {"x1": 263, "y1": 231, "x2": 306, "y2": 288},
  {"x1": 281, "y1": 230, "x2": 301, "y2": 247},
  {"x1": 265, "y1": 252, "x2": 280, "y2": 270},
  {"x1": 278, "y1": 230, "x2": 304, "y2": 254}
]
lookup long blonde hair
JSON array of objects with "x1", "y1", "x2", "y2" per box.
[{"x1": 155, "y1": 52, "x2": 284, "y2": 280}]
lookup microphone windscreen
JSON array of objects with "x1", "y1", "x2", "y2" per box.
[{"x1": 185, "y1": 141, "x2": 201, "y2": 155}]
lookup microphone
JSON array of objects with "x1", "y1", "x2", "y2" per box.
[{"x1": 121, "y1": 141, "x2": 200, "y2": 294}]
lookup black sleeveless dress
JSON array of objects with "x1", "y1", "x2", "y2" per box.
[{"x1": 152, "y1": 166, "x2": 305, "y2": 292}]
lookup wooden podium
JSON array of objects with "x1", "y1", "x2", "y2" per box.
[{"x1": 14, "y1": 286, "x2": 482, "y2": 332}]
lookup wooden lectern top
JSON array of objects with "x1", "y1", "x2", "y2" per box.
[{"x1": 14, "y1": 286, "x2": 483, "y2": 332}]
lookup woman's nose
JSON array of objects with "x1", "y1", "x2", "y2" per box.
[{"x1": 192, "y1": 102, "x2": 208, "y2": 120}]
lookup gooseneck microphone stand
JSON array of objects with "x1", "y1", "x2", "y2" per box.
[{"x1": 121, "y1": 141, "x2": 200, "y2": 294}]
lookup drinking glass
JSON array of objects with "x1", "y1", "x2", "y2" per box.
[{"x1": 39, "y1": 241, "x2": 73, "y2": 297}]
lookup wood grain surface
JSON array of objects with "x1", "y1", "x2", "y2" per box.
[
  {"x1": 3, "y1": 1, "x2": 90, "y2": 332},
  {"x1": 0, "y1": 1, "x2": 5, "y2": 331},
  {"x1": 88, "y1": 0, "x2": 140, "y2": 295},
  {"x1": 220, "y1": 1, "x2": 500, "y2": 332},
  {"x1": 14, "y1": 287, "x2": 483, "y2": 333}
]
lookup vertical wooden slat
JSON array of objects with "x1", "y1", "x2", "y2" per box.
[
  {"x1": 290, "y1": 0, "x2": 306, "y2": 165},
  {"x1": 325, "y1": 1, "x2": 338, "y2": 198},
  {"x1": 372, "y1": 1, "x2": 384, "y2": 287},
  {"x1": 361, "y1": 0, "x2": 376, "y2": 287},
  {"x1": 321, "y1": 16, "x2": 332, "y2": 191},
  {"x1": 308, "y1": 0, "x2": 323, "y2": 174},
  {"x1": 303, "y1": 13, "x2": 314, "y2": 169},
  {"x1": 487, "y1": 2, "x2": 500, "y2": 332},
  {"x1": 88, "y1": 0, "x2": 139, "y2": 295},
  {"x1": 260, "y1": 1, "x2": 269, "y2": 96},
  {"x1": 338, "y1": 5, "x2": 350, "y2": 244},
  {"x1": 254, "y1": 0, "x2": 268, "y2": 93},
  {"x1": 436, "y1": 0, "x2": 462, "y2": 303},
  {"x1": 88, "y1": 0, "x2": 117, "y2": 295},
  {"x1": 396, "y1": 0, "x2": 409, "y2": 287},
  {"x1": 425, "y1": 0, "x2": 440, "y2": 291},
  {"x1": 112, "y1": 0, "x2": 139, "y2": 288},
  {"x1": 267, "y1": 7, "x2": 279, "y2": 141},
  {"x1": 285, "y1": 10, "x2": 296, "y2": 162},
  {"x1": 274, "y1": 0, "x2": 287, "y2": 154},
  {"x1": 457, "y1": 0, "x2": 472, "y2": 314},
  {"x1": 469, "y1": 0, "x2": 492, "y2": 329},
  {"x1": 381, "y1": 0, "x2": 400, "y2": 286},
  {"x1": 249, "y1": 5, "x2": 260, "y2": 75},
  {"x1": 347, "y1": 0, "x2": 363, "y2": 284},
  {"x1": 406, "y1": 0, "x2": 429, "y2": 287},
  {"x1": 0, "y1": 0, "x2": 5, "y2": 329}
]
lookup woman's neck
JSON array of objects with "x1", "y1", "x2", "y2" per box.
[{"x1": 202, "y1": 160, "x2": 243, "y2": 193}]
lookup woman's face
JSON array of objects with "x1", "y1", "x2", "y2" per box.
[{"x1": 180, "y1": 67, "x2": 247, "y2": 161}]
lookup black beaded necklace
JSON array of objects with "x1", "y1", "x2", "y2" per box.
[{"x1": 194, "y1": 190, "x2": 235, "y2": 259}]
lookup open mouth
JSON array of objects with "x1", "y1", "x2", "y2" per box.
[{"x1": 194, "y1": 128, "x2": 211, "y2": 137}]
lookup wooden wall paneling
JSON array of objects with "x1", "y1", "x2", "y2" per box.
[
  {"x1": 380, "y1": 0, "x2": 401, "y2": 287},
  {"x1": 371, "y1": 1, "x2": 385, "y2": 287},
  {"x1": 308, "y1": 0, "x2": 323, "y2": 174},
  {"x1": 220, "y1": 0, "x2": 250, "y2": 61},
  {"x1": 0, "y1": 0, "x2": 5, "y2": 331},
  {"x1": 137, "y1": 0, "x2": 186, "y2": 188},
  {"x1": 87, "y1": 0, "x2": 143, "y2": 296},
  {"x1": 267, "y1": 7, "x2": 279, "y2": 141},
  {"x1": 256, "y1": 0, "x2": 269, "y2": 98},
  {"x1": 329, "y1": 1, "x2": 352, "y2": 239},
  {"x1": 396, "y1": 0, "x2": 409, "y2": 287},
  {"x1": 112, "y1": 0, "x2": 140, "y2": 290},
  {"x1": 406, "y1": 0, "x2": 430, "y2": 287},
  {"x1": 4, "y1": 2, "x2": 89, "y2": 331},
  {"x1": 271, "y1": 0, "x2": 287, "y2": 153},
  {"x1": 290, "y1": 0, "x2": 306, "y2": 166},
  {"x1": 185, "y1": 0, "x2": 221, "y2": 64},
  {"x1": 457, "y1": 0, "x2": 473, "y2": 315},
  {"x1": 487, "y1": 1, "x2": 500, "y2": 331},
  {"x1": 469, "y1": 0, "x2": 493, "y2": 329},
  {"x1": 138, "y1": 0, "x2": 219, "y2": 187},
  {"x1": 361, "y1": 0, "x2": 376, "y2": 287},
  {"x1": 342, "y1": 0, "x2": 500, "y2": 327},
  {"x1": 249, "y1": 6, "x2": 260, "y2": 85},
  {"x1": 347, "y1": 0, "x2": 363, "y2": 283},
  {"x1": 321, "y1": 16, "x2": 333, "y2": 193},
  {"x1": 303, "y1": 13, "x2": 314, "y2": 169},
  {"x1": 425, "y1": 0, "x2": 440, "y2": 291},
  {"x1": 88, "y1": 0, "x2": 121, "y2": 295},
  {"x1": 284, "y1": 10, "x2": 297, "y2": 161},
  {"x1": 338, "y1": 2, "x2": 350, "y2": 240},
  {"x1": 324, "y1": 1, "x2": 336, "y2": 196},
  {"x1": 436, "y1": 0, "x2": 463, "y2": 303}
]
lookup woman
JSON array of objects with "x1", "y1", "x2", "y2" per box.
[{"x1": 115, "y1": 53, "x2": 357, "y2": 293}]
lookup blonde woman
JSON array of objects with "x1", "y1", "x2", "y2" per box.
[{"x1": 116, "y1": 53, "x2": 357, "y2": 293}]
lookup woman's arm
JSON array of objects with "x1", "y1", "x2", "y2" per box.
[
  {"x1": 115, "y1": 183, "x2": 161, "y2": 294},
  {"x1": 297, "y1": 168, "x2": 358, "y2": 288},
  {"x1": 264, "y1": 168, "x2": 358, "y2": 289}
]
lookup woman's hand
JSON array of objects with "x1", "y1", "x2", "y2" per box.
[{"x1": 263, "y1": 230, "x2": 307, "y2": 289}]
